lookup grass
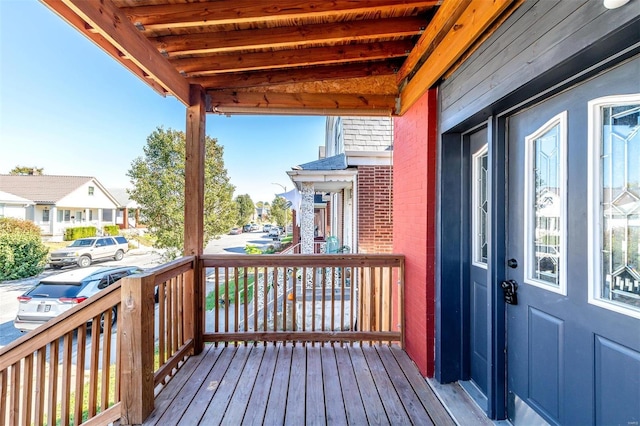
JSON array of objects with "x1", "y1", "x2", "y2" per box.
[{"x1": 206, "y1": 272, "x2": 255, "y2": 310}]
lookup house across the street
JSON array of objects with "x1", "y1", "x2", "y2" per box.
[{"x1": 0, "y1": 174, "x2": 121, "y2": 238}]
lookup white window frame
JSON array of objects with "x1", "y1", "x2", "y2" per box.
[
  {"x1": 523, "y1": 111, "x2": 567, "y2": 295},
  {"x1": 588, "y1": 93, "x2": 640, "y2": 319},
  {"x1": 472, "y1": 144, "x2": 489, "y2": 268}
]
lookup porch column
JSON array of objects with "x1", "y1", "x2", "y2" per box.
[
  {"x1": 50, "y1": 206, "x2": 56, "y2": 236},
  {"x1": 185, "y1": 84, "x2": 206, "y2": 354},
  {"x1": 300, "y1": 182, "x2": 315, "y2": 254}
]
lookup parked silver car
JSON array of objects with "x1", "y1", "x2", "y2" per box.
[{"x1": 14, "y1": 266, "x2": 142, "y2": 332}]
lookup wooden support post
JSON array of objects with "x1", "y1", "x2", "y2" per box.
[
  {"x1": 120, "y1": 274, "x2": 155, "y2": 424},
  {"x1": 185, "y1": 84, "x2": 206, "y2": 354}
]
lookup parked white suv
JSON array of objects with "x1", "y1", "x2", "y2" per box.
[{"x1": 49, "y1": 236, "x2": 129, "y2": 268}]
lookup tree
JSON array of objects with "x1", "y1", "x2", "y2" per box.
[
  {"x1": 0, "y1": 218, "x2": 48, "y2": 280},
  {"x1": 127, "y1": 127, "x2": 237, "y2": 259},
  {"x1": 10, "y1": 166, "x2": 43, "y2": 175},
  {"x1": 235, "y1": 194, "x2": 255, "y2": 225},
  {"x1": 270, "y1": 196, "x2": 291, "y2": 227}
]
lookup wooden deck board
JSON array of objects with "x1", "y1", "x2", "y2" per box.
[
  {"x1": 175, "y1": 346, "x2": 234, "y2": 425},
  {"x1": 320, "y1": 346, "x2": 348, "y2": 426},
  {"x1": 263, "y1": 345, "x2": 292, "y2": 425},
  {"x1": 242, "y1": 344, "x2": 279, "y2": 425},
  {"x1": 144, "y1": 344, "x2": 455, "y2": 426},
  {"x1": 334, "y1": 346, "x2": 369, "y2": 425},
  {"x1": 390, "y1": 346, "x2": 457, "y2": 426}
]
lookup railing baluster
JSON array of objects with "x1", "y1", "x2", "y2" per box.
[
  {"x1": 177, "y1": 274, "x2": 184, "y2": 348},
  {"x1": 273, "y1": 267, "x2": 278, "y2": 334},
  {"x1": 48, "y1": 340, "x2": 59, "y2": 424},
  {"x1": 262, "y1": 267, "x2": 267, "y2": 338},
  {"x1": 35, "y1": 347, "x2": 46, "y2": 425},
  {"x1": 234, "y1": 267, "x2": 239, "y2": 339},
  {"x1": 302, "y1": 266, "x2": 307, "y2": 335},
  {"x1": 214, "y1": 267, "x2": 220, "y2": 337},
  {"x1": 340, "y1": 267, "x2": 345, "y2": 347},
  {"x1": 9, "y1": 362, "x2": 19, "y2": 426},
  {"x1": 224, "y1": 267, "x2": 229, "y2": 337},
  {"x1": 243, "y1": 267, "x2": 248, "y2": 336},
  {"x1": 331, "y1": 266, "x2": 336, "y2": 337},
  {"x1": 61, "y1": 331, "x2": 73, "y2": 425},
  {"x1": 292, "y1": 267, "x2": 297, "y2": 332},
  {"x1": 0, "y1": 369, "x2": 7, "y2": 425},
  {"x1": 101, "y1": 313, "x2": 112, "y2": 411},
  {"x1": 159, "y1": 280, "x2": 166, "y2": 366},
  {"x1": 172, "y1": 277, "x2": 179, "y2": 354},
  {"x1": 74, "y1": 324, "x2": 87, "y2": 424},
  {"x1": 88, "y1": 317, "x2": 100, "y2": 418},
  {"x1": 253, "y1": 267, "x2": 258, "y2": 334},
  {"x1": 21, "y1": 354, "x2": 33, "y2": 426}
]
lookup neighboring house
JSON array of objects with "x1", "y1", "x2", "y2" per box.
[
  {"x1": 0, "y1": 190, "x2": 31, "y2": 220},
  {"x1": 287, "y1": 116, "x2": 393, "y2": 254},
  {"x1": 108, "y1": 188, "x2": 142, "y2": 229},
  {"x1": 0, "y1": 175, "x2": 121, "y2": 238}
]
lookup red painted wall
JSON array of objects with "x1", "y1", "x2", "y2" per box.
[{"x1": 393, "y1": 89, "x2": 437, "y2": 377}]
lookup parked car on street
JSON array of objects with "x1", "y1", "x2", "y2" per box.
[
  {"x1": 250, "y1": 223, "x2": 260, "y2": 231},
  {"x1": 49, "y1": 236, "x2": 130, "y2": 269},
  {"x1": 229, "y1": 227, "x2": 242, "y2": 235},
  {"x1": 269, "y1": 226, "x2": 282, "y2": 238},
  {"x1": 242, "y1": 224, "x2": 252, "y2": 233},
  {"x1": 263, "y1": 224, "x2": 272, "y2": 233},
  {"x1": 14, "y1": 266, "x2": 142, "y2": 332}
]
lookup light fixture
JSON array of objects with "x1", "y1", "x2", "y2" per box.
[{"x1": 603, "y1": 0, "x2": 630, "y2": 9}]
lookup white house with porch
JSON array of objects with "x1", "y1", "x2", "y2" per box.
[{"x1": 0, "y1": 174, "x2": 121, "y2": 238}]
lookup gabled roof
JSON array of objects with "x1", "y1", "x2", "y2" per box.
[
  {"x1": 295, "y1": 154, "x2": 348, "y2": 171},
  {"x1": 0, "y1": 190, "x2": 32, "y2": 205},
  {"x1": 108, "y1": 188, "x2": 139, "y2": 209},
  {"x1": 0, "y1": 175, "x2": 104, "y2": 204}
]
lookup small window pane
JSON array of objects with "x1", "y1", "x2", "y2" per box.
[
  {"x1": 43, "y1": 209, "x2": 50, "y2": 222},
  {"x1": 600, "y1": 103, "x2": 640, "y2": 311},
  {"x1": 473, "y1": 146, "x2": 489, "y2": 265},
  {"x1": 531, "y1": 124, "x2": 561, "y2": 286},
  {"x1": 524, "y1": 111, "x2": 566, "y2": 293}
]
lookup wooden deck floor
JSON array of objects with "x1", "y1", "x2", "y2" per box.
[{"x1": 144, "y1": 343, "x2": 456, "y2": 425}]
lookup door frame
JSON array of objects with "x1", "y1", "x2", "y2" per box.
[{"x1": 436, "y1": 118, "x2": 507, "y2": 420}]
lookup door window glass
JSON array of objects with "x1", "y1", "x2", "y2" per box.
[
  {"x1": 473, "y1": 144, "x2": 489, "y2": 266},
  {"x1": 524, "y1": 112, "x2": 567, "y2": 294},
  {"x1": 589, "y1": 95, "x2": 640, "y2": 318}
]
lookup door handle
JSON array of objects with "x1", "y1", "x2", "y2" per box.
[{"x1": 501, "y1": 280, "x2": 518, "y2": 305}]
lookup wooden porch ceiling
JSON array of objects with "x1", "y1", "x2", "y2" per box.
[{"x1": 41, "y1": 0, "x2": 521, "y2": 116}]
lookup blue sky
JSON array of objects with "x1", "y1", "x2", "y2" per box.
[{"x1": 0, "y1": 0, "x2": 324, "y2": 204}]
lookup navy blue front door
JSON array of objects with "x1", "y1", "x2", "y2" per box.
[
  {"x1": 463, "y1": 127, "x2": 490, "y2": 411},
  {"x1": 504, "y1": 58, "x2": 640, "y2": 425}
]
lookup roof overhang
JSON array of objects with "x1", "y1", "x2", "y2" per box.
[
  {"x1": 40, "y1": 0, "x2": 522, "y2": 116},
  {"x1": 287, "y1": 169, "x2": 358, "y2": 193}
]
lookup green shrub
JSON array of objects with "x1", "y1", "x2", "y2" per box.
[
  {"x1": 64, "y1": 226, "x2": 96, "y2": 241},
  {"x1": 0, "y1": 218, "x2": 48, "y2": 281},
  {"x1": 103, "y1": 225, "x2": 120, "y2": 236}
]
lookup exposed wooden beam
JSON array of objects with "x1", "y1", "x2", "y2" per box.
[
  {"x1": 152, "y1": 17, "x2": 426, "y2": 57},
  {"x1": 40, "y1": 0, "x2": 169, "y2": 97},
  {"x1": 46, "y1": 0, "x2": 190, "y2": 105},
  {"x1": 397, "y1": 0, "x2": 471, "y2": 83},
  {"x1": 399, "y1": 0, "x2": 514, "y2": 114},
  {"x1": 191, "y1": 62, "x2": 401, "y2": 90},
  {"x1": 208, "y1": 91, "x2": 397, "y2": 115},
  {"x1": 124, "y1": 0, "x2": 439, "y2": 30},
  {"x1": 173, "y1": 40, "x2": 414, "y2": 76}
]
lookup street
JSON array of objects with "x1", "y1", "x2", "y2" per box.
[{"x1": 0, "y1": 229, "x2": 278, "y2": 348}]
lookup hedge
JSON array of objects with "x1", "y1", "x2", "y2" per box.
[
  {"x1": 103, "y1": 225, "x2": 120, "y2": 236},
  {"x1": 0, "y1": 218, "x2": 48, "y2": 281},
  {"x1": 64, "y1": 226, "x2": 96, "y2": 241}
]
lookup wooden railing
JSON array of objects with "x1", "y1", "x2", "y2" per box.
[
  {"x1": 0, "y1": 282, "x2": 123, "y2": 426},
  {"x1": 0, "y1": 256, "x2": 197, "y2": 425},
  {"x1": 0, "y1": 253, "x2": 403, "y2": 424},
  {"x1": 201, "y1": 254, "x2": 404, "y2": 346}
]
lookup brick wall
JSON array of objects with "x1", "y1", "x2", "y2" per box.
[
  {"x1": 393, "y1": 89, "x2": 437, "y2": 377},
  {"x1": 357, "y1": 165, "x2": 393, "y2": 254}
]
